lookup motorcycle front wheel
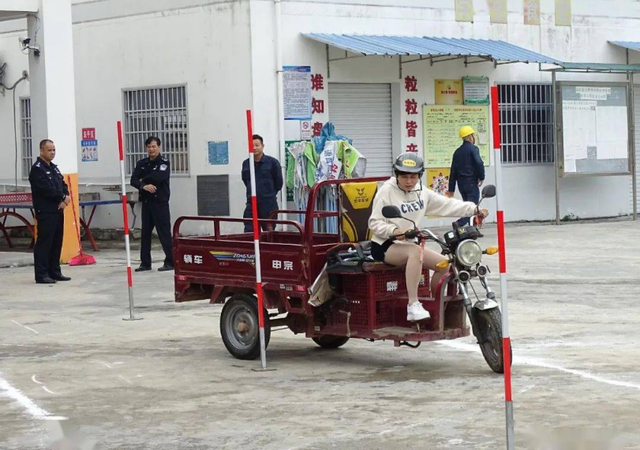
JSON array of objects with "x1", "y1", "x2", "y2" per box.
[{"x1": 473, "y1": 308, "x2": 512, "y2": 374}]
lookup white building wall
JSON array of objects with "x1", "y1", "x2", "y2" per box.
[
  {"x1": 0, "y1": 1, "x2": 254, "y2": 234},
  {"x1": 263, "y1": 0, "x2": 640, "y2": 224},
  {"x1": 1, "y1": 0, "x2": 639, "y2": 232},
  {"x1": 0, "y1": 18, "x2": 31, "y2": 186},
  {"x1": 72, "y1": 2, "x2": 254, "y2": 231}
]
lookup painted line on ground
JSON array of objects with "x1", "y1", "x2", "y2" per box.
[
  {"x1": 11, "y1": 319, "x2": 39, "y2": 335},
  {"x1": 118, "y1": 375, "x2": 132, "y2": 385},
  {"x1": 31, "y1": 375, "x2": 43, "y2": 385},
  {"x1": 518, "y1": 384, "x2": 536, "y2": 395},
  {"x1": 42, "y1": 386, "x2": 57, "y2": 395},
  {"x1": 437, "y1": 340, "x2": 640, "y2": 391},
  {"x1": 0, "y1": 374, "x2": 66, "y2": 421}
]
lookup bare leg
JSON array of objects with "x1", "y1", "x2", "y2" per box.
[
  {"x1": 384, "y1": 243, "x2": 423, "y2": 305},
  {"x1": 420, "y1": 247, "x2": 450, "y2": 296}
]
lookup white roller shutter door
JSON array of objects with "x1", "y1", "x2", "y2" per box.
[{"x1": 328, "y1": 83, "x2": 393, "y2": 177}]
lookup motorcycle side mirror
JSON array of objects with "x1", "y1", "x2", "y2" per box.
[
  {"x1": 481, "y1": 185, "x2": 496, "y2": 199},
  {"x1": 382, "y1": 205, "x2": 403, "y2": 219}
]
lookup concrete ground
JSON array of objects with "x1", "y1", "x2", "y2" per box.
[{"x1": 1, "y1": 220, "x2": 640, "y2": 450}]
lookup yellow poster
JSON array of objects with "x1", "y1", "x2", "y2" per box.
[
  {"x1": 423, "y1": 104, "x2": 490, "y2": 168},
  {"x1": 455, "y1": 0, "x2": 474, "y2": 22},
  {"x1": 555, "y1": 0, "x2": 571, "y2": 26},
  {"x1": 524, "y1": 0, "x2": 541, "y2": 25},
  {"x1": 427, "y1": 168, "x2": 452, "y2": 218},
  {"x1": 489, "y1": 0, "x2": 508, "y2": 24},
  {"x1": 435, "y1": 79, "x2": 463, "y2": 105},
  {"x1": 427, "y1": 168, "x2": 451, "y2": 196}
]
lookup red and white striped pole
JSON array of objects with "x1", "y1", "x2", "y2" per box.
[
  {"x1": 491, "y1": 86, "x2": 514, "y2": 449},
  {"x1": 246, "y1": 110, "x2": 268, "y2": 370},
  {"x1": 117, "y1": 121, "x2": 139, "y2": 321}
]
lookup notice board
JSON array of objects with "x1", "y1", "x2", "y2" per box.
[
  {"x1": 558, "y1": 83, "x2": 630, "y2": 176},
  {"x1": 283, "y1": 66, "x2": 311, "y2": 120},
  {"x1": 423, "y1": 105, "x2": 490, "y2": 167}
]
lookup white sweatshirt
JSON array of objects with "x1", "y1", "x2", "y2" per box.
[{"x1": 368, "y1": 177, "x2": 478, "y2": 245}]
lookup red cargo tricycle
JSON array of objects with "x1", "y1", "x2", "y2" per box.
[{"x1": 173, "y1": 178, "x2": 508, "y2": 373}]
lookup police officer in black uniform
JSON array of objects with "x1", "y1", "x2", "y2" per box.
[
  {"x1": 446, "y1": 126, "x2": 486, "y2": 227},
  {"x1": 29, "y1": 139, "x2": 72, "y2": 284},
  {"x1": 130, "y1": 136, "x2": 174, "y2": 271},
  {"x1": 241, "y1": 134, "x2": 283, "y2": 232}
]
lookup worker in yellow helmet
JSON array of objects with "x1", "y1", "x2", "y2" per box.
[{"x1": 446, "y1": 126, "x2": 485, "y2": 227}]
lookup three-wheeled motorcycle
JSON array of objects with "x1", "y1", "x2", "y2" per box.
[{"x1": 173, "y1": 178, "x2": 509, "y2": 373}]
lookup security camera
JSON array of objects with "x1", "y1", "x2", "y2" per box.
[{"x1": 19, "y1": 37, "x2": 40, "y2": 58}]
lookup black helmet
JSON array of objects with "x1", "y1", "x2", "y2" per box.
[{"x1": 393, "y1": 152, "x2": 424, "y2": 175}]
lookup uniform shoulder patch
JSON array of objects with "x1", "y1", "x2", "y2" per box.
[{"x1": 159, "y1": 164, "x2": 168, "y2": 171}]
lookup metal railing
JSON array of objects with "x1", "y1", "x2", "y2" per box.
[
  {"x1": 123, "y1": 86, "x2": 189, "y2": 175},
  {"x1": 498, "y1": 83, "x2": 554, "y2": 165},
  {"x1": 20, "y1": 98, "x2": 32, "y2": 179}
]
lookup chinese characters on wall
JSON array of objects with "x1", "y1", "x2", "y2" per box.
[
  {"x1": 311, "y1": 73, "x2": 325, "y2": 137},
  {"x1": 404, "y1": 75, "x2": 419, "y2": 153}
]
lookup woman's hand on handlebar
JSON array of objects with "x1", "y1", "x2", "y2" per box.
[
  {"x1": 392, "y1": 228, "x2": 419, "y2": 241},
  {"x1": 474, "y1": 208, "x2": 489, "y2": 227},
  {"x1": 392, "y1": 228, "x2": 407, "y2": 241}
]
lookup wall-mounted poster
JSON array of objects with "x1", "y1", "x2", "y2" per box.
[
  {"x1": 427, "y1": 168, "x2": 451, "y2": 196},
  {"x1": 524, "y1": 0, "x2": 541, "y2": 25},
  {"x1": 423, "y1": 105, "x2": 490, "y2": 168},
  {"x1": 489, "y1": 0, "x2": 508, "y2": 24},
  {"x1": 555, "y1": 0, "x2": 571, "y2": 26},
  {"x1": 283, "y1": 66, "x2": 312, "y2": 120},
  {"x1": 455, "y1": 0, "x2": 474, "y2": 22},
  {"x1": 207, "y1": 141, "x2": 229, "y2": 165},
  {"x1": 463, "y1": 77, "x2": 490, "y2": 105},
  {"x1": 427, "y1": 167, "x2": 452, "y2": 217},
  {"x1": 435, "y1": 79, "x2": 463, "y2": 105},
  {"x1": 81, "y1": 128, "x2": 98, "y2": 162}
]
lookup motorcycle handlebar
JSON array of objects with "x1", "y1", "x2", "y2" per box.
[{"x1": 390, "y1": 228, "x2": 446, "y2": 247}]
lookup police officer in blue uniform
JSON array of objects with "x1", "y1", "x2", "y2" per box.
[
  {"x1": 241, "y1": 134, "x2": 283, "y2": 232},
  {"x1": 29, "y1": 139, "x2": 72, "y2": 284},
  {"x1": 130, "y1": 136, "x2": 174, "y2": 271},
  {"x1": 446, "y1": 126, "x2": 486, "y2": 227}
]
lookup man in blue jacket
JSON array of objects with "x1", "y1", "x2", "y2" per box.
[
  {"x1": 446, "y1": 126, "x2": 485, "y2": 227},
  {"x1": 241, "y1": 135, "x2": 283, "y2": 232}
]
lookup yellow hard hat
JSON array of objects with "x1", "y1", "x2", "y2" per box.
[{"x1": 459, "y1": 126, "x2": 476, "y2": 139}]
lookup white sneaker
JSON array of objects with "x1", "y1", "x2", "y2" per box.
[{"x1": 407, "y1": 302, "x2": 431, "y2": 322}]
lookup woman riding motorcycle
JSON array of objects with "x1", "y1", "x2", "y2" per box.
[{"x1": 368, "y1": 152, "x2": 489, "y2": 322}]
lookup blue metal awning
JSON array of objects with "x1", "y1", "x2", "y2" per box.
[
  {"x1": 609, "y1": 41, "x2": 640, "y2": 52},
  {"x1": 303, "y1": 34, "x2": 561, "y2": 65},
  {"x1": 541, "y1": 61, "x2": 640, "y2": 73}
]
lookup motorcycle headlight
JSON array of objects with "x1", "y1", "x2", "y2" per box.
[{"x1": 456, "y1": 240, "x2": 483, "y2": 267}]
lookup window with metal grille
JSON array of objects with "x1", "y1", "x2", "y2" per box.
[
  {"x1": 21, "y1": 98, "x2": 33, "y2": 179},
  {"x1": 498, "y1": 84, "x2": 554, "y2": 164},
  {"x1": 123, "y1": 86, "x2": 189, "y2": 175}
]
